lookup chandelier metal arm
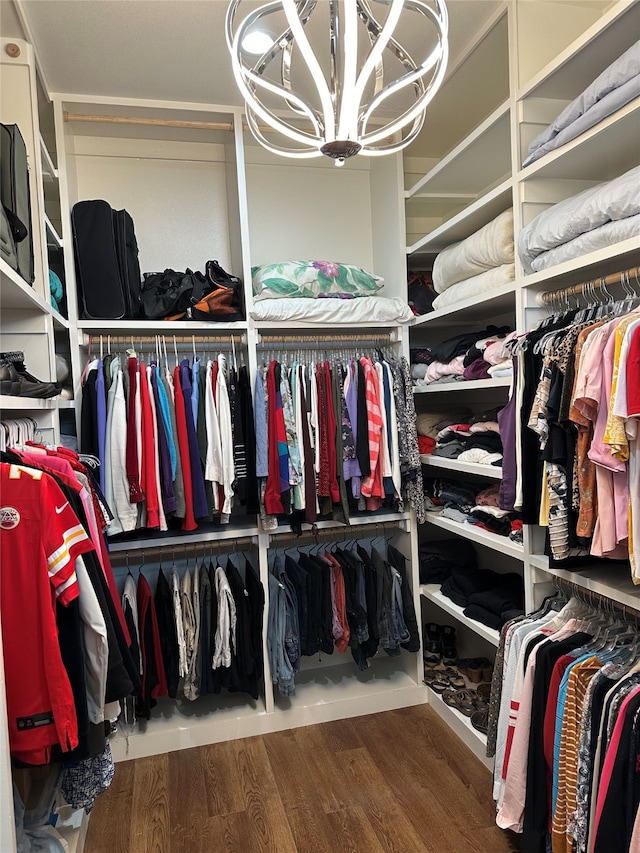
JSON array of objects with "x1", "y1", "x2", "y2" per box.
[{"x1": 226, "y1": 0, "x2": 450, "y2": 162}]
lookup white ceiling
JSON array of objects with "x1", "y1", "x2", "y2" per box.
[{"x1": 13, "y1": 0, "x2": 505, "y2": 107}]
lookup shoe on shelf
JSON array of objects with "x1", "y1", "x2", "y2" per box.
[
  {"x1": 467, "y1": 657, "x2": 493, "y2": 684},
  {"x1": 470, "y1": 708, "x2": 489, "y2": 735},
  {"x1": 423, "y1": 623, "x2": 442, "y2": 668},
  {"x1": 477, "y1": 683, "x2": 492, "y2": 703},
  {"x1": 0, "y1": 350, "x2": 61, "y2": 399},
  {"x1": 440, "y1": 625, "x2": 458, "y2": 666},
  {"x1": 0, "y1": 359, "x2": 21, "y2": 396},
  {"x1": 442, "y1": 687, "x2": 489, "y2": 717}
]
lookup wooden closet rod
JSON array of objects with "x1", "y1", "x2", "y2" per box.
[
  {"x1": 64, "y1": 111, "x2": 234, "y2": 132},
  {"x1": 63, "y1": 110, "x2": 276, "y2": 135},
  {"x1": 257, "y1": 333, "x2": 393, "y2": 344},
  {"x1": 109, "y1": 534, "x2": 257, "y2": 559},
  {"x1": 272, "y1": 521, "x2": 404, "y2": 545},
  {"x1": 537, "y1": 265, "x2": 640, "y2": 305},
  {"x1": 88, "y1": 334, "x2": 245, "y2": 347}
]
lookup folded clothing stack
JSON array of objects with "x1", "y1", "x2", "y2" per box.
[
  {"x1": 417, "y1": 406, "x2": 505, "y2": 466},
  {"x1": 410, "y1": 326, "x2": 515, "y2": 387},
  {"x1": 440, "y1": 565, "x2": 524, "y2": 630},
  {"x1": 424, "y1": 477, "x2": 522, "y2": 540},
  {"x1": 418, "y1": 537, "x2": 477, "y2": 584}
]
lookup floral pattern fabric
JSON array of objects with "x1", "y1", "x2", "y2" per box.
[{"x1": 252, "y1": 260, "x2": 384, "y2": 300}]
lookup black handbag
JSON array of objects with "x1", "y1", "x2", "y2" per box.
[{"x1": 202, "y1": 259, "x2": 245, "y2": 321}]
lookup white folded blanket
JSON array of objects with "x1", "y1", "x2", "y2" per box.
[
  {"x1": 433, "y1": 209, "x2": 514, "y2": 293},
  {"x1": 249, "y1": 295, "x2": 415, "y2": 324},
  {"x1": 518, "y1": 165, "x2": 640, "y2": 272},
  {"x1": 431, "y1": 264, "x2": 515, "y2": 311},
  {"x1": 530, "y1": 214, "x2": 640, "y2": 273}
]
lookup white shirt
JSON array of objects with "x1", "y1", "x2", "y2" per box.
[
  {"x1": 213, "y1": 564, "x2": 236, "y2": 669},
  {"x1": 107, "y1": 358, "x2": 137, "y2": 533},
  {"x1": 204, "y1": 359, "x2": 223, "y2": 510},
  {"x1": 171, "y1": 566, "x2": 187, "y2": 678},
  {"x1": 75, "y1": 555, "x2": 109, "y2": 724},
  {"x1": 216, "y1": 355, "x2": 235, "y2": 521}
]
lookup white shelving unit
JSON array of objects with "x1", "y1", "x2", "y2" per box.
[
  {"x1": 424, "y1": 513, "x2": 524, "y2": 562},
  {"x1": 406, "y1": 0, "x2": 640, "y2": 789},
  {"x1": 420, "y1": 455, "x2": 502, "y2": 480},
  {"x1": 420, "y1": 585, "x2": 500, "y2": 646}
]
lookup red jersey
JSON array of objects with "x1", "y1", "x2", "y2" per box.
[{"x1": 0, "y1": 463, "x2": 94, "y2": 764}]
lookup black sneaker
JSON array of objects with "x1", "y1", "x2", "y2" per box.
[
  {"x1": 0, "y1": 351, "x2": 61, "y2": 398},
  {"x1": 0, "y1": 359, "x2": 21, "y2": 396}
]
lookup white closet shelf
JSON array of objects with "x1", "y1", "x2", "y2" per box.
[
  {"x1": 518, "y1": 97, "x2": 640, "y2": 183},
  {"x1": 516, "y1": 0, "x2": 640, "y2": 101},
  {"x1": 406, "y1": 101, "x2": 511, "y2": 198},
  {"x1": 107, "y1": 518, "x2": 261, "y2": 552},
  {"x1": 270, "y1": 511, "x2": 412, "y2": 538},
  {"x1": 274, "y1": 658, "x2": 424, "y2": 716},
  {"x1": 424, "y1": 683, "x2": 492, "y2": 770},
  {"x1": 411, "y1": 284, "x2": 516, "y2": 328},
  {"x1": 0, "y1": 258, "x2": 68, "y2": 326},
  {"x1": 420, "y1": 584, "x2": 500, "y2": 646},
  {"x1": 39, "y1": 133, "x2": 58, "y2": 182},
  {"x1": 110, "y1": 696, "x2": 268, "y2": 763},
  {"x1": 253, "y1": 319, "x2": 404, "y2": 334},
  {"x1": 407, "y1": 178, "x2": 513, "y2": 257},
  {"x1": 110, "y1": 660, "x2": 423, "y2": 763},
  {"x1": 529, "y1": 554, "x2": 640, "y2": 613},
  {"x1": 424, "y1": 512, "x2": 524, "y2": 561},
  {"x1": 0, "y1": 395, "x2": 61, "y2": 410},
  {"x1": 77, "y1": 319, "x2": 248, "y2": 333},
  {"x1": 420, "y1": 455, "x2": 502, "y2": 480},
  {"x1": 45, "y1": 214, "x2": 63, "y2": 249},
  {"x1": 413, "y1": 377, "x2": 512, "y2": 394},
  {"x1": 520, "y1": 236, "x2": 640, "y2": 292}
]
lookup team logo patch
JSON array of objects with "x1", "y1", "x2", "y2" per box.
[{"x1": 0, "y1": 507, "x2": 20, "y2": 529}]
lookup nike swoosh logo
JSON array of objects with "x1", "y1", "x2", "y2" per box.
[{"x1": 55, "y1": 502, "x2": 69, "y2": 514}]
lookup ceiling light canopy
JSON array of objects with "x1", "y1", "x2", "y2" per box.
[{"x1": 226, "y1": 0, "x2": 449, "y2": 165}]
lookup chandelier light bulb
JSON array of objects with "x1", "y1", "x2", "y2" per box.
[{"x1": 226, "y1": 0, "x2": 449, "y2": 163}]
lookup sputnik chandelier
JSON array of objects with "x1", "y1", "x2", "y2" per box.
[{"x1": 225, "y1": 0, "x2": 449, "y2": 165}]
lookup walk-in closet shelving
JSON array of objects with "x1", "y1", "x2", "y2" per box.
[
  {"x1": 0, "y1": 36, "x2": 85, "y2": 852},
  {"x1": 420, "y1": 585, "x2": 500, "y2": 647},
  {"x1": 420, "y1": 455, "x2": 502, "y2": 480},
  {"x1": 403, "y1": 10, "x2": 510, "y2": 261},
  {"x1": 528, "y1": 555, "x2": 640, "y2": 614},
  {"x1": 412, "y1": 377, "x2": 513, "y2": 394},
  {"x1": 1, "y1": 36, "x2": 67, "y2": 449},
  {"x1": 512, "y1": 2, "x2": 640, "y2": 645},
  {"x1": 3, "y1": 5, "x2": 640, "y2": 846},
  {"x1": 424, "y1": 513, "x2": 524, "y2": 562}
]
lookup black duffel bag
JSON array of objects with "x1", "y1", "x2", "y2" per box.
[
  {"x1": 140, "y1": 268, "x2": 209, "y2": 320},
  {"x1": 140, "y1": 261, "x2": 244, "y2": 321}
]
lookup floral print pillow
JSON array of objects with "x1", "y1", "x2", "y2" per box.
[{"x1": 252, "y1": 260, "x2": 384, "y2": 300}]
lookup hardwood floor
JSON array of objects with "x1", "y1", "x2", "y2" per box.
[{"x1": 84, "y1": 705, "x2": 521, "y2": 853}]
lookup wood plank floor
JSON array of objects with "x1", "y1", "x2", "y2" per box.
[{"x1": 84, "y1": 705, "x2": 521, "y2": 853}]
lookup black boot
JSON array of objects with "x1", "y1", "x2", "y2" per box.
[{"x1": 0, "y1": 351, "x2": 61, "y2": 398}]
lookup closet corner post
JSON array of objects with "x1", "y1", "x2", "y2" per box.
[{"x1": 257, "y1": 530, "x2": 275, "y2": 714}]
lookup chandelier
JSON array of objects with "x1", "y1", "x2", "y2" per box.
[{"x1": 225, "y1": 0, "x2": 449, "y2": 165}]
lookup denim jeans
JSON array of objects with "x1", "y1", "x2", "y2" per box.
[{"x1": 267, "y1": 556, "x2": 300, "y2": 697}]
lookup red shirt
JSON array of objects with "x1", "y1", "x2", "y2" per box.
[
  {"x1": 627, "y1": 326, "x2": 640, "y2": 417},
  {"x1": 0, "y1": 463, "x2": 94, "y2": 764}
]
